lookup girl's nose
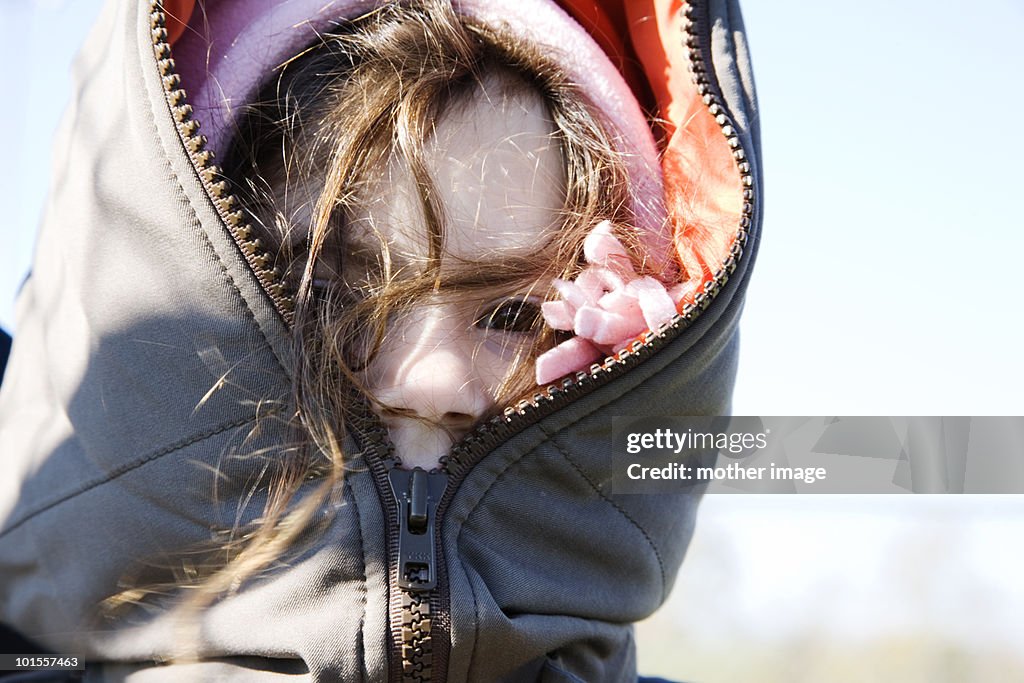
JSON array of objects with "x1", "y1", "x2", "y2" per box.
[{"x1": 368, "y1": 304, "x2": 493, "y2": 469}]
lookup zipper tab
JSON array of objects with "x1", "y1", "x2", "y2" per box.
[
  {"x1": 389, "y1": 468, "x2": 447, "y2": 591},
  {"x1": 408, "y1": 469, "x2": 429, "y2": 531}
]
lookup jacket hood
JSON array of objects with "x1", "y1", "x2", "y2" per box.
[{"x1": 0, "y1": 1, "x2": 761, "y2": 680}]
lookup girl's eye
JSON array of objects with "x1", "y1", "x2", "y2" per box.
[{"x1": 476, "y1": 298, "x2": 542, "y2": 334}]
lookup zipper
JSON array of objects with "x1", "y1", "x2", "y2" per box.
[
  {"x1": 147, "y1": 1, "x2": 752, "y2": 681},
  {"x1": 345, "y1": 400, "x2": 447, "y2": 683},
  {"x1": 148, "y1": 6, "x2": 295, "y2": 326},
  {"x1": 388, "y1": 468, "x2": 447, "y2": 682},
  {"x1": 389, "y1": 468, "x2": 447, "y2": 592}
]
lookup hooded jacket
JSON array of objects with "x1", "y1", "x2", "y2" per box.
[{"x1": 0, "y1": 1, "x2": 761, "y2": 681}]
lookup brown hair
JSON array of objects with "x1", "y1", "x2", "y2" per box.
[{"x1": 104, "y1": 0, "x2": 645, "y2": 640}]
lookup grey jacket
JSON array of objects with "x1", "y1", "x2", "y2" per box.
[{"x1": 0, "y1": 0, "x2": 761, "y2": 681}]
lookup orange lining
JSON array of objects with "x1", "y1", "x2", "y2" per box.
[
  {"x1": 559, "y1": 0, "x2": 743, "y2": 294},
  {"x1": 162, "y1": 0, "x2": 195, "y2": 46}
]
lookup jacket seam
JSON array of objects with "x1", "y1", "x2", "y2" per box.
[
  {"x1": 456, "y1": 535, "x2": 484, "y2": 682},
  {"x1": 200, "y1": 247, "x2": 290, "y2": 381},
  {"x1": 538, "y1": 425, "x2": 668, "y2": 600},
  {"x1": 0, "y1": 416, "x2": 253, "y2": 539},
  {"x1": 139, "y1": 0, "x2": 291, "y2": 382}
]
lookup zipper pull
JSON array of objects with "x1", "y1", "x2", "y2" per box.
[{"x1": 388, "y1": 467, "x2": 448, "y2": 591}]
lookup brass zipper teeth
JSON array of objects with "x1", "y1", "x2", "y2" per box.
[
  {"x1": 149, "y1": 4, "x2": 295, "y2": 325},
  {"x1": 399, "y1": 591, "x2": 433, "y2": 682},
  {"x1": 347, "y1": 399, "x2": 436, "y2": 683}
]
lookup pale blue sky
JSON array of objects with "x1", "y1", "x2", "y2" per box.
[
  {"x1": 2, "y1": 1, "x2": 1022, "y2": 414},
  {"x1": 0, "y1": 0, "x2": 106, "y2": 335},
  {"x1": 734, "y1": 1, "x2": 1024, "y2": 414}
]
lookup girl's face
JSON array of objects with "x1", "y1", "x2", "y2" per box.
[{"x1": 352, "y1": 78, "x2": 565, "y2": 469}]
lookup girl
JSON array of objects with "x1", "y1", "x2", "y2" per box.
[{"x1": 0, "y1": 0, "x2": 760, "y2": 681}]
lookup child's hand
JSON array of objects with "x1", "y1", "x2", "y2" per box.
[{"x1": 535, "y1": 221, "x2": 689, "y2": 385}]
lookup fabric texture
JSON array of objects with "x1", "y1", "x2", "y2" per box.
[{"x1": 0, "y1": 0, "x2": 762, "y2": 680}]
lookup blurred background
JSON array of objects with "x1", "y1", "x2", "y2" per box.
[
  {"x1": 636, "y1": 495, "x2": 1024, "y2": 681},
  {"x1": 2, "y1": 1, "x2": 1023, "y2": 681}
]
